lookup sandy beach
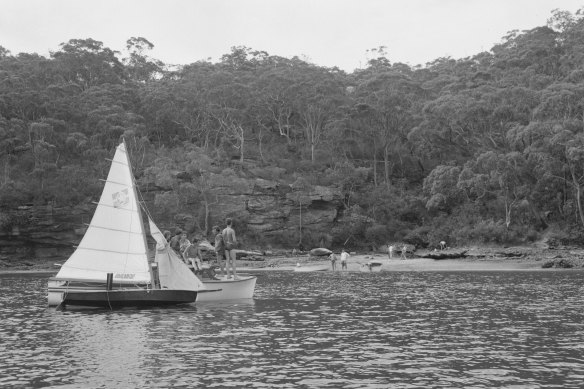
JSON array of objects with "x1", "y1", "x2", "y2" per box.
[{"x1": 240, "y1": 253, "x2": 549, "y2": 272}]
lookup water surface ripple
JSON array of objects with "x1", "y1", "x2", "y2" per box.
[{"x1": 1, "y1": 271, "x2": 584, "y2": 388}]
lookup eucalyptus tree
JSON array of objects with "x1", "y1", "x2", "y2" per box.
[
  {"x1": 0, "y1": 52, "x2": 54, "y2": 122},
  {"x1": 51, "y1": 39, "x2": 126, "y2": 90},
  {"x1": 457, "y1": 151, "x2": 530, "y2": 229},
  {"x1": 286, "y1": 61, "x2": 347, "y2": 163},
  {"x1": 348, "y1": 61, "x2": 422, "y2": 187},
  {"x1": 422, "y1": 164, "x2": 464, "y2": 214},
  {"x1": 205, "y1": 69, "x2": 255, "y2": 164},
  {"x1": 141, "y1": 61, "x2": 217, "y2": 147},
  {"x1": 124, "y1": 37, "x2": 165, "y2": 82}
]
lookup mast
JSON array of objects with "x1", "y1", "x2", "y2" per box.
[{"x1": 122, "y1": 138, "x2": 155, "y2": 288}]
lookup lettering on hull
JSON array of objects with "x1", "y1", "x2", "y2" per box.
[{"x1": 114, "y1": 273, "x2": 136, "y2": 280}]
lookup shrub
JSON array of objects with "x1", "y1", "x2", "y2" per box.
[
  {"x1": 404, "y1": 226, "x2": 431, "y2": 248},
  {"x1": 365, "y1": 224, "x2": 389, "y2": 246},
  {"x1": 457, "y1": 219, "x2": 508, "y2": 244}
]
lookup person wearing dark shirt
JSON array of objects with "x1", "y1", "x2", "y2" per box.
[
  {"x1": 169, "y1": 229, "x2": 182, "y2": 253},
  {"x1": 213, "y1": 225, "x2": 226, "y2": 277}
]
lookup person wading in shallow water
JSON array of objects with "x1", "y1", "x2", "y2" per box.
[{"x1": 222, "y1": 218, "x2": 238, "y2": 279}]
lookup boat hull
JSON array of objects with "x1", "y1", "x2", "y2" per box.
[
  {"x1": 61, "y1": 289, "x2": 197, "y2": 308},
  {"x1": 48, "y1": 278, "x2": 197, "y2": 308},
  {"x1": 294, "y1": 265, "x2": 329, "y2": 272},
  {"x1": 360, "y1": 263, "x2": 383, "y2": 272},
  {"x1": 197, "y1": 275, "x2": 257, "y2": 301}
]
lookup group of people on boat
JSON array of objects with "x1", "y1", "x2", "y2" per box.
[
  {"x1": 329, "y1": 249, "x2": 350, "y2": 270},
  {"x1": 164, "y1": 218, "x2": 240, "y2": 280}
]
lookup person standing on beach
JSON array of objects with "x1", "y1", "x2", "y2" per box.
[
  {"x1": 401, "y1": 244, "x2": 408, "y2": 260},
  {"x1": 340, "y1": 249, "x2": 349, "y2": 270},
  {"x1": 329, "y1": 252, "x2": 338, "y2": 271},
  {"x1": 222, "y1": 218, "x2": 238, "y2": 279},
  {"x1": 388, "y1": 244, "x2": 394, "y2": 259}
]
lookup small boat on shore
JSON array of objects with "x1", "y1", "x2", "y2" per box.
[
  {"x1": 360, "y1": 262, "x2": 383, "y2": 272},
  {"x1": 309, "y1": 248, "x2": 332, "y2": 256},
  {"x1": 294, "y1": 263, "x2": 330, "y2": 272}
]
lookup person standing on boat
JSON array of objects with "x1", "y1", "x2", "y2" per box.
[
  {"x1": 340, "y1": 249, "x2": 349, "y2": 270},
  {"x1": 329, "y1": 252, "x2": 338, "y2": 271},
  {"x1": 213, "y1": 225, "x2": 227, "y2": 277},
  {"x1": 222, "y1": 218, "x2": 238, "y2": 279}
]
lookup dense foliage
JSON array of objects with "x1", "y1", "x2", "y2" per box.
[{"x1": 3, "y1": 9, "x2": 584, "y2": 248}]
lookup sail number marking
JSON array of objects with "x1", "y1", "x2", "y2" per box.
[{"x1": 114, "y1": 273, "x2": 136, "y2": 280}]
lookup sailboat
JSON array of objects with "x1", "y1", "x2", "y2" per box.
[{"x1": 47, "y1": 141, "x2": 209, "y2": 308}]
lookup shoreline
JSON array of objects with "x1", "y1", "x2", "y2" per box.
[
  {"x1": 4, "y1": 251, "x2": 576, "y2": 276},
  {"x1": 241, "y1": 254, "x2": 551, "y2": 272}
]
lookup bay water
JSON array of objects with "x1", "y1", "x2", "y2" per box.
[{"x1": 1, "y1": 270, "x2": 584, "y2": 388}]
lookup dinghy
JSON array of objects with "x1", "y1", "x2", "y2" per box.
[
  {"x1": 48, "y1": 141, "x2": 209, "y2": 308},
  {"x1": 309, "y1": 248, "x2": 332, "y2": 256},
  {"x1": 294, "y1": 263, "x2": 330, "y2": 272},
  {"x1": 190, "y1": 245, "x2": 257, "y2": 301},
  {"x1": 360, "y1": 261, "x2": 383, "y2": 272},
  {"x1": 197, "y1": 273, "x2": 257, "y2": 301}
]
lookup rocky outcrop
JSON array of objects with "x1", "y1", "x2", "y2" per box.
[
  {"x1": 0, "y1": 175, "x2": 345, "y2": 263},
  {"x1": 0, "y1": 203, "x2": 87, "y2": 265}
]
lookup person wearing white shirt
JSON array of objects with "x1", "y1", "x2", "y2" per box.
[{"x1": 340, "y1": 249, "x2": 350, "y2": 270}]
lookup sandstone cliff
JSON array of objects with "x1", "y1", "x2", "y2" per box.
[{"x1": 0, "y1": 175, "x2": 345, "y2": 265}]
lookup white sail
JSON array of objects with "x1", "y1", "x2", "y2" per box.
[
  {"x1": 55, "y1": 142, "x2": 151, "y2": 283},
  {"x1": 149, "y1": 218, "x2": 205, "y2": 291}
]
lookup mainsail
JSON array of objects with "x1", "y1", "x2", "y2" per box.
[{"x1": 55, "y1": 143, "x2": 151, "y2": 283}]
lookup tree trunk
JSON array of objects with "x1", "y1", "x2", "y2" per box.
[
  {"x1": 505, "y1": 197, "x2": 511, "y2": 229},
  {"x1": 372, "y1": 152, "x2": 378, "y2": 187},
  {"x1": 383, "y1": 145, "x2": 391, "y2": 189},
  {"x1": 203, "y1": 200, "x2": 209, "y2": 235},
  {"x1": 3, "y1": 157, "x2": 9, "y2": 185},
  {"x1": 570, "y1": 168, "x2": 584, "y2": 228},
  {"x1": 238, "y1": 125, "x2": 244, "y2": 164}
]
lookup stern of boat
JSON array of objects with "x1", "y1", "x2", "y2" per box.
[{"x1": 197, "y1": 274, "x2": 257, "y2": 302}]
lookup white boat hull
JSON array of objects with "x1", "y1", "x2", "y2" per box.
[
  {"x1": 197, "y1": 275, "x2": 257, "y2": 302},
  {"x1": 294, "y1": 264, "x2": 329, "y2": 272}
]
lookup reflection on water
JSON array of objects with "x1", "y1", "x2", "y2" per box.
[{"x1": 2, "y1": 271, "x2": 584, "y2": 388}]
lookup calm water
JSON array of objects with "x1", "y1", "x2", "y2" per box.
[{"x1": 1, "y1": 270, "x2": 584, "y2": 388}]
